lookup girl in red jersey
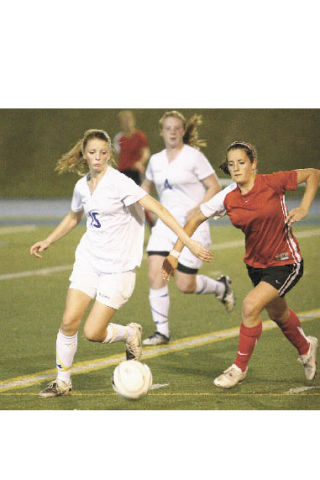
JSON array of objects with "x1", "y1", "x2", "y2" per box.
[{"x1": 162, "y1": 141, "x2": 320, "y2": 388}]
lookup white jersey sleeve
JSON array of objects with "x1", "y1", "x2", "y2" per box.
[
  {"x1": 200, "y1": 183, "x2": 237, "y2": 219},
  {"x1": 71, "y1": 181, "x2": 84, "y2": 212},
  {"x1": 194, "y1": 150, "x2": 215, "y2": 180},
  {"x1": 116, "y1": 171, "x2": 147, "y2": 206}
]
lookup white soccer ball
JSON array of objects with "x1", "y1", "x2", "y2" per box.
[{"x1": 112, "y1": 360, "x2": 153, "y2": 400}]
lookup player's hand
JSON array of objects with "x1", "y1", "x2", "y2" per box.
[
  {"x1": 286, "y1": 207, "x2": 308, "y2": 226},
  {"x1": 30, "y1": 240, "x2": 51, "y2": 258},
  {"x1": 186, "y1": 239, "x2": 213, "y2": 262},
  {"x1": 162, "y1": 255, "x2": 178, "y2": 281}
]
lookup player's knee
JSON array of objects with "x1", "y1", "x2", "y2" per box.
[
  {"x1": 61, "y1": 312, "x2": 80, "y2": 336},
  {"x1": 83, "y1": 324, "x2": 97, "y2": 342},
  {"x1": 242, "y1": 297, "x2": 260, "y2": 322},
  {"x1": 175, "y1": 278, "x2": 195, "y2": 294},
  {"x1": 83, "y1": 324, "x2": 104, "y2": 342}
]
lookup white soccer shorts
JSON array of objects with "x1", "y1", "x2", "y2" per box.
[
  {"x1": 69, "y1": 261, "x2": 136, "y2": 310},
  {"x1": 146, "y1": 219, "x2": 211, "y2": 270}
]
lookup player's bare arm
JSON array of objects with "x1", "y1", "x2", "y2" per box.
[
  {"x1": 139, "y1": 195, "x2": 212, "y2": 262},
  {"x1": 30, "y1": 210, "x2": 83, "y2": 258},
  {"x1": 286, "y1": 168, "x2": 320, "y2": 226},
  {"x1": 162, "y1": 209, "x2": 209, "y2": 280},
  {"x1": 133, "y1": 146, "x2": 151, "y2": 173}
]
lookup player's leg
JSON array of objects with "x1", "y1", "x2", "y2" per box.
[
  {"x1": 84, "y1": 270, "x2": 142, "y2": 361},
  {"x1": 143, "y1": 253, "x2": 170, "y2": 345},
  {"x1": 214, "y1": 281, "x2": 279, "y2": 389},
  {"x1": 39, "y1": 288, "x2": 93, "y2": 398},
  {"x1": 177, "y1": 248, "x2": 235, "y2": 312},
  {"x1": 266, "y1": 296, "x2": 318, "y2": 381},
  {"x1": 265, "y1": 260, "x2": 317, "y2": 380}
]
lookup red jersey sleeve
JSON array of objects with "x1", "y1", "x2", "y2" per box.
[{"x1": 262, "y1": 170, "x2": 298, "y2": 195}]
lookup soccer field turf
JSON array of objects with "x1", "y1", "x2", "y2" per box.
[{"x1": 0, "y1": 224, "x2": 319, "y2": 410}]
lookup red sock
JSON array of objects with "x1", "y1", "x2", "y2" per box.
[
  {"x1": 278, "y1": 309, "x2": 310, "y2": 355},
  {"x1": 234, "y1": 323, "x2": 262, "y2": 372}
]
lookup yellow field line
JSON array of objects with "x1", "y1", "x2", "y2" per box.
[
  {"x1": 0, "y1": 392, "x2": 319, "y2": 397},
  {"x1": 0, "y1": 307, "x2": 319, "y2": 394}
]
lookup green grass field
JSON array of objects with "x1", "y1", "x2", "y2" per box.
[{"x1": 1, "y1": 223, "x2": 319, "y2": 410}]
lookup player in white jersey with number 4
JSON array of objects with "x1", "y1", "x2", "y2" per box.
[
  {"x1": 30, "y1": 129, "x2": 213, "y2": 398},
  {"x1": 141, "y1": 111, "x2": 235, "y2": 346}
]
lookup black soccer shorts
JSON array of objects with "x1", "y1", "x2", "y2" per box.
[{"x1": 246, "y1": 259, "x2": 304, "y2": 297}]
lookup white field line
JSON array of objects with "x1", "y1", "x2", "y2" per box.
[
  {"x1": 2, "y1": 228, "x2": 319, "y2": 282},
  {"x1": 151, "y1": 383, "x2": 170, "y2": 390},
  {"x1": 0, "y1": 265, "x2": 73, "y2": 280},
  {"x1": 0, "y1": 225, "x2": 37, "y2": 235},
  {"x1": 0, "y1": 308, "x2": 319, "y2": 393},
  {"x1": 286, "y1": 386, "x2": 319, "y2": 394}
]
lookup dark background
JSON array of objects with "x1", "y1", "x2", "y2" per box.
[{"x1": 1, "y1": 109, "x2": 320, "y2": 197}]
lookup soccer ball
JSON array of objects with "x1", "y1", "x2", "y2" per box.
[{"x1": 112, "y1": 360, "x2": 153, "y2": 400}]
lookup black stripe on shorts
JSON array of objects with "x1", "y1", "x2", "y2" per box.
[{"x1": 147, "y1": 251, "x2": 199, "y2": 275}]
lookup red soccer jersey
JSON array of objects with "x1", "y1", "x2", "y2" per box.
[
  {"x1": 201, "y1": 171, "x2": 302, "y2": 268},
  {"x1": 114, "y1": 130, "x2": 149, "y2": 171}
]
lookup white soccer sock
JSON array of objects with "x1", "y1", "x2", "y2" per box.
[
  {"x1": 195, "y1": 275, "x2": 224, "y2": 297},
  {"x1": 56, "y1": 330, "x2": 78, "y2": 383},
  {"x1": 103, "y1": 323, "x2": 131, "y2": 344},
  {"x1": 149, "y1": 286, "x2": 170, "y2": 337}
]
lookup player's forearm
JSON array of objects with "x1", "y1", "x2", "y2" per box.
[
  {"x1": 172, "y1": 212, "x2": 207, "y2": 254},
  {"x1": 151, "y1": 202, "x2": 191, "y2": 246},
  {"x1": 299, "y1": 169, "x2": 320, "y2": 213},
  {"x1": 139, "y1": 147, "x2": 150, "y2": 165},
  {"x1": 139, "y1": 195, "x2": 194, "y2": 247},
  {"x1": 45, "y1": 212, "x2": 81, "y2": 245},
  {"x1": 202, "y1": 182, "x2": 222, "y2": 203}
]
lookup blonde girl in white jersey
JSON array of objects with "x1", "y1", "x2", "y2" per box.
[
  {"x1": 30, "y1": 129, "x2": 212, "y2": 398},
  {"x1": 142, "y1": 111, "x2": 235, "y2": 346}
]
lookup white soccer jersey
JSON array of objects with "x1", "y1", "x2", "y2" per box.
[
  {"x1": 146, "y1": 144, "x2": 215, "y2": 222},
  {"x1": 146, "y1": 144, "x2": 215, "y2": 260},
  {"x1": 71, "y1": 166, "x2": 147, "y2": 273}
]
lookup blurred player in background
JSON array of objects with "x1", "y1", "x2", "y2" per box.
[
  {"x1": 162, "y1": 141, "x2": 320, "y2": 388},
  {"x1": 30, "y1": 129, "x2": 212, "y2": 398},
  {"x1": 114, "y1": 110, "x2": 154, "y2": 227},
  {"x1": 141, "y1": 110, "x2": 235, "y2": 346}
]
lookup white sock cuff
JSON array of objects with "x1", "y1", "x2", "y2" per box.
[
  {"x1": 195, "y1": 275, "x2": 205, "y2": 294},
  {"x1": 103, "y1": 323, "x2": 128, "y2": 344},
  {"x1": 104, "y1": 323, "x2": 115, "y2": 343},
  {"x1": 195, "y1": 275, "x2": 223, "y2": 296},
  {"x1": 149, "y1": 285, "x2": 169, "y2": 298},
  {"x1": 57, "y1": 330, "x2": 78, "y2": 344}
]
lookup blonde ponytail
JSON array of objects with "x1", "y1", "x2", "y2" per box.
[
  {"x1": 183, "y1": 114, "x2": 207, "y2": 150},
  {"x1": 55, "y1": 129, "x2": 117, "y2": 176}
]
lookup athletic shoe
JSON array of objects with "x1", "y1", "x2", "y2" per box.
[
  {"x1": 297, "y1": 336, "x2": 318, "y2": 380},
  {"x1": 216, "y1": 275, "x2": 235, "y2": 313},
  {"x1": 126, "y1": 323, "x2": 142, "y2": 360},
  {"x1": 143, "y1": 331, "x2": 170, "y2": 346},
  {"x1": 38, "y1": 379, "x2": 72, "y2": 398},
  {"x1": 213, "y1": 364, "x2": 247, "y2": 389}
]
